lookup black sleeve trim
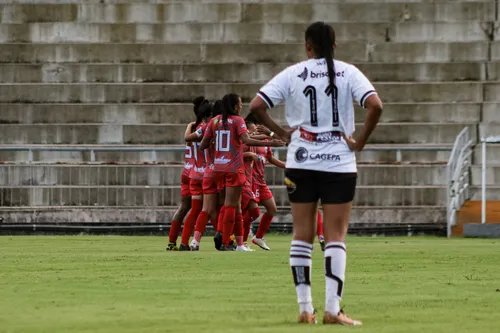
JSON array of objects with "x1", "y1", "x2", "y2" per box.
[
  {"x1": 360, "y1": 90, "x2": 376, "y2": 107},
  {"x1": 258, "y1": 91, "x2": 275, "y2": 108}
]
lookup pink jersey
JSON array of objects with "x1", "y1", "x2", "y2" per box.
[
  {"x1": 204, "y1": 115, "x2": 248, "y2": 174},
  {"x1": 253, "y1": 145, "x2": 273, "y2": 186},
  {"x1": 189, "y1": 123, "x2": 208, "y2": 180}
]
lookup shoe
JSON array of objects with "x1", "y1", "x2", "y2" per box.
[
  {"x1": 298, "y1": 312, "x2": 317, "y2": 324},
  {"x1": 220, "y1": 244, "x2": 235, "y2": 251},
  {"x1": 319, "y1": 236, "x2": 325, "y2": 252},
  {"x1": 244, "y1": 243, "x2": 255, "y2": 252},
  {"x1": 213, "y1": 232, "x2": 222, "y2": 250},
  {"x1": 323, "y1": 309, "x2": 362, "y2": 326},
  {"x1": 252, "y1": 236, "x2": 270, "y2": 251},
  {"x1": 166, "y1": 242, "x2": 178, "y2": 251},
  {"x1": 189, "y1": 240, "x2": 200, "y2": 251},
  {"x1": 235, "y1": 245, "x2": 252, "y2": 252},
  {"x1": 228, "y1": 234, "x2": 235, "y2": 247},
  {"x1": 178, "y1": 244, "x2": 191, "y2": 251}
]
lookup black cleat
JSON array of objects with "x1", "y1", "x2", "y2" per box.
[
  {"x1": 213, "y1": 232, "x2": 222, "y2": 250},
  {"x1": 166, "y1": 242, "x2": 178, "y2": 251},
  {"x1": 219, "y1": 244, "x2": 235, "y2": 251},
  {"x1": 179, "y1": 244, "x2": 191, "y2": 251}
]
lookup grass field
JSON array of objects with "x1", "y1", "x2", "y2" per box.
[{"x1": 0, "y1": 235, "x2": 499, "y2": 333}]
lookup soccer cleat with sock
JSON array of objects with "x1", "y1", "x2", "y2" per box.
[
  {"x1": 298, "y1": 311, "x2": 317, "y2": 324},
  {"x1": 243, "y1": 243, "x2": 255, "y2": 252},
  {"x1": 323, "y1": 309, "x2": 362, "y2": 326},
  {"x1": 178, "y1": 244, "x2": 191, "y2": 251},
  {"x1": 213, "y1": 232, "x2": 223, "y2": 250},
  {"x1": 252, "y1": 236, "x2": 270, "y2": 250},
  {"x1": 166, "y1": 242, "x2": 178, "y2": 251},
  {"x1": 235, "y1": 245, "x2": 253, "y2": 252}
]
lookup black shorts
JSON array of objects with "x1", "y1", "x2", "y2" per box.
[{"x1": 284, "y1": 168, "x2": 357, "y2": 204}]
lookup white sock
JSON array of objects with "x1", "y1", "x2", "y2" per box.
[
  {"x1": 324, "y1": 242, "x2": 346, "y2": 315},
  {"x1": 290, "y1": 240, "x2": 314, "y2": 314}
]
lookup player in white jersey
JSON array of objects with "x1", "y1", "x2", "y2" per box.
[{"x1": 250, "y1": 22, "x2": 383, "y2": 326}]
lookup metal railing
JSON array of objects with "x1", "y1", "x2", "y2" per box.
[
  {"x1": 480, "y1": 136, "x2": 500, "y2": 224},
  {"x1": 446, "y1": 127, "x2": 474, "y2": 238}
]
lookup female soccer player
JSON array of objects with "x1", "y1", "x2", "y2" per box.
[
  {"x1": 200, "y1": 93, "x2": 285, "y2": 251},
  {"x1": 250, "y1": 22, "x2": 383, "y2": 325},
  {"x1": 178, "y1": 100, "x2": 212, "y2": 251},
  {"x1": 166, "y1": 96, "x2": 207, "y2": 251}
]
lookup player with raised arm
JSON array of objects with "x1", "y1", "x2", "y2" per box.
[
  {"x1": 178, "y1": 99, "x2": 211, "y2": 251},
  {"x1": 199, "y1": 94, "x2": 285, "y2": 251},
  {"x1": 166, "y1": 96, "x2": 206, "y2": 251},
  {"x1": 250, "y1": 22, "x2": 383, "y2": 325}
]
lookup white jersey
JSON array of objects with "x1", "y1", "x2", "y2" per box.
[{"x1": 257, "y1": 58, "x2": 376, "y2": 173}]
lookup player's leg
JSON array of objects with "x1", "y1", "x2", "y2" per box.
[
  {"x1": 213, "y1": 178, "x2": 225, "y2": 250},
  {"x1": 243, "y1": 200, "x2": 259, "y2": 245},
  {"x1": 179, "y1": 179, "x2": 203, "y2": 251},
  {"x1": 284, "y1": 169, "x2": 318, "y2": 324},
  {"x1": 167, "y1": 174, "x2": 192, "y2": 251},
  {"x1": 317, "y1": 209, "x2": 325, "y2": 251},
  {"x1": 319, "y1": 173, "x2": 361, "y2": 326},
  {"x1": 191, "y1": 180, "x2": 218, "y2": 250},
  {"x1": 220, "y1": 173, "x2": 243, "y2": 251},
  {"x1": 253, "y1": 185, "x2": 276, "y2": 250}
]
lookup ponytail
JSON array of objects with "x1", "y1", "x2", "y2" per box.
[
  {"x1": 221, "y1": 93, "x2": 240, "y2": 129},
  {"x1": 192, "y1": 96, "x2": 209, "y2": 132},
  {"x1": 305, "y1": 22, "x2": 336, "y2": 89}
]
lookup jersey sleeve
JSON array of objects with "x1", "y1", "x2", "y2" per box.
[
  {"x1": 349, "y1": 65, "x2": 377, "y2": 108},
  {"x1": 204, "y1": 119, "x2": 215, "y2": 139},
  {"x1": 236, "y1": 117, "x2": 248, "y2": 137},
  {"x1": 266, "y1": 146, "x2": 273, "y2": 158},
  {"x1": 195, "y1": 123, "x2": 206, "y2": 138},
  {"x1": 256, "y1": 67, "x2": 290, "y2": 109}
]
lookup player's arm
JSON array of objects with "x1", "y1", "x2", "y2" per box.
[
  {"x1": 243, "y1": 151, "x2": 259, "y2": 162},
  {"x1": 184, "y1": 129, "x2": 203, "y2": 142},
  {"x1": 199, "y1": 121, "x2": 214, "y2": 150},
  {"x1": 240, "y1": 132, "x2": 285, "y2": 147},
  {"x1": 250, "y1": 133, "x2": 272, "y2": 141},
  {"x1": 184, "y1": 122, "x2": 196, "y2": 141},
  {"x1": 346, "y1": 66, "x2": 383, "y2": 152},
  {"x1": 249, "y1": 67, "x2": 292, "y2": 142},
  {"x1": 268, "y1": 155, "x2": 286, "y2": 169}
]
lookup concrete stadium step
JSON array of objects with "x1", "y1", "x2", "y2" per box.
[
  {"x1": 0, "y1": 82, "x2": 489, "y2": 103},
  {"x1": 471, "y1": 165, "x2": 500, "y2": 186},
  {"x1": 0, "y1": 185, "x2": 446, "y2": 207},
  {"x1": 470, "y1": 186, "x2": 500, "y2": 201},
  {"x1": 0, "y1": 22, "x2": 488, "y2": 43},
  {"x1": 0, "y1": 123, "x2": 476, "y2": 145},
  {"x1": 1, "y1": 3, "x2": 493, "y2": 24},
  {"x1": 0, "y1": 206, "x2": 447, "y2": 224},
  {"x1": 473, "y1": 145, "x2": 500, "y2": 164},
  {"x1": 482, "y1": 103, "x2": 500, "y2": 123},
  {"x1": 0, "y1": 62, "x2": 488, "y2": 83},
  {"x1": 0, "y1": 102, "x2": 482, "y2": 125},
  {"x1": 0, "y1": 164, "x2": 448, "y2": 187},
  {"x1": 0, "y1": 144, "x2": 452, "y2": 164},
  {"x1": 0, "y1": 42, "x2": 490, "y2": 64}
]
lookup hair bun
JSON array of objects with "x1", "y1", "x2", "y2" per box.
[{"x1": 193, "y1": 96, "x2": 206, "y2": 109}]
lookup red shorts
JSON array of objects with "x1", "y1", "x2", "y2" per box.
[
  {"x1": 253, "y1": 184, "x2": 273, "y2": 203},
  {"x1": 181, "y1": 174, "x2": 191, "y2": 197},
  {"x1": 215, "y1": 172, "x2": 246, "y2": 188},
  {"x1": 189, "y1": 178, "x2": 203, "y2": 196},
  {"x1": 202, "y1": 176, "x2": 219, "y2": 195},
  {"x1": 241, "y1": 184, "x2": 257, "y2": 210}
]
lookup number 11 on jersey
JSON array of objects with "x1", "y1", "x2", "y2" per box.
[{"x1": 303, "y1": 85, "x2": 339, "y2": 127}]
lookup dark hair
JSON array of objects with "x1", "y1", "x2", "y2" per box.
[
  {"x1": 193, "y1": 102, "x2": 214, "y2": 132},
  {"x1": 192, "y1": 96, "x2": 209, "y2": 132},
  {"x1": 221, "y1": 93, "x2": 240, "y2": 128},
  {"x1": 212, "y1": 100, "x2": 223, "y2": 117},
  {"x1": 245, "y1": 113, "x2": 256, "y2": 126},
  {"x1": 305, "y1": 22, "x2": 336, "y2": 89}
]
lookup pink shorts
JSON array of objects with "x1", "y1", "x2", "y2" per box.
[{"x1": 181, "y1": 174, "x2": 191, "y2": 197}]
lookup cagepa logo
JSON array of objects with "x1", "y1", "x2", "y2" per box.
[
  {"x1": 310, "y1": 153, "x2": 340, "y2": 161},
  {"x1": 214, "y1": 156, "x2": 231, "y2": 165},
  {"x1": 294, "y1": 147, "x2": 308, "y2": 163}
]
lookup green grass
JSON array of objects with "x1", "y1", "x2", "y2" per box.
[{"x1": 0, "y1": 236, "x2": 499, "y2": 333}]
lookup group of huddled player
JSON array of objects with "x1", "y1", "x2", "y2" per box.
[{"x1": 166, "y1": 94, "x2": 327, "y2": 252}]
